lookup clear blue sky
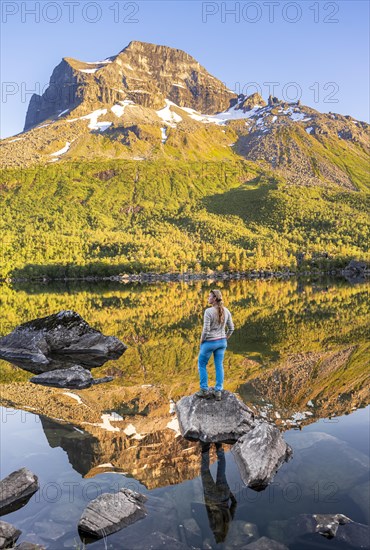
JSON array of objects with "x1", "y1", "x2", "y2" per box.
[{"x1": 1, "y1": 0, "x2": 369, "y2": 138}]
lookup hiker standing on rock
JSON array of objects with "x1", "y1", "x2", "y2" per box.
[{"x1": 197, "y1": 289, "x2": 234, "y2": 401}]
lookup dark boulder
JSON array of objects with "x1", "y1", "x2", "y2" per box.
[
  {"x1": 231, "y1": 421, "x2": 293, "y2": 491},
  {"x1": 78, "y1": 488, "x2": 147, "y2": 539},
  {"x1": 313, "y1": 512, "x2": 352, "y2": 538},
  {"x1": 0, "y1": 468, "x2": 39, "y2": 516},
  {"x1": 30, "y1": 365, "x2": 113, "y2": 389},
  {"x1": 344, "y1": 259, "x2": 367, "y2": 273},
  {"x1": 0, "y1": 520, "x2": 21, "y2": 549},
  {"x1": 0, "y1": 310, "x2": 127, "y2": 368},
  {"x1": 175, "y1": 390, "x2": 255, "y2": 443}
]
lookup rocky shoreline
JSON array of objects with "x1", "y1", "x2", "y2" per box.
[{"x1": 2, "y1": 263, "x2": 369, "y2": 285}]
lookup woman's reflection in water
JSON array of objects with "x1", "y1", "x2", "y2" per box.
[{"x1": 200, "y1": 442, "x2": 237, "y2": 544}]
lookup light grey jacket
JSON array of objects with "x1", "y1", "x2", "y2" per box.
[{"x1": 200, "y1": 306, "x2": 234, "y2": 342}]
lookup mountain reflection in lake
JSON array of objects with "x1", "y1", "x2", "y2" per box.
[{"x1": 0, "y1": 278, "x2": 369, "y2": 549}]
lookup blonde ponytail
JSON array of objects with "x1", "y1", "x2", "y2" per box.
[{"x1": 210, "y1": 289, "x2": 225, "y2": 324}]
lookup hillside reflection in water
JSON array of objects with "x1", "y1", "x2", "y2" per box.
[{"x1": 0, "y1": 278, "x2": 369, "y2": 548}]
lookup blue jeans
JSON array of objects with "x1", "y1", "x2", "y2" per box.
[{"x1": 198, "y1": 339, "x2": 227, "y2": 391}]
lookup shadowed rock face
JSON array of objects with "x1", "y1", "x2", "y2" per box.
[{"x1": 0, "y1": 310, "x2": 127, "y2": 368}]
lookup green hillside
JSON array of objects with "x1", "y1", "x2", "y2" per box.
[{"x1": 0, "y1": 159, "x2": 369, "y2": 280}]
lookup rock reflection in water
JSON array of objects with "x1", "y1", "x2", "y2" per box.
[{"x1": 37, "y1": 415, "x2": 206, "y2": 490}]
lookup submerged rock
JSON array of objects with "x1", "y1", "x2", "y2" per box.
[
  {"x1": 267, "y1": 513, "x2": 368, "y2": 547},
  {"x1": 30, "y1": 365, "x2": 113, "y2": 389},
  {"x1": 175, "y1": 390, "x2": 255, "y2": 443},
  {"x1": 0, "y1": 310, "x2": 127, "y2": 367},
  {"x1": 0, "y1": 468, "x2": 39, "y2": 516},
  {"x1": 0, "y1": 520, "x2": 21, "y2": 549},
  {"x1": 78, "y1": 488, "x2": 147, "y2": 539},
  {"x1": 313, "y1": 512, "x2": 352, "y2": 538},
  {"x1": 243, "y1": 537, "x2": 289, "y2": 550},
  {"x1": 231, "y1": 422, "x2": 293, "y2": 490}
]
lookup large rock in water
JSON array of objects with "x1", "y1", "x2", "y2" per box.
[
  {"x1": 78, "y1": 488, "x2": 147, "y2": 539},
  {"x1": 0, "y1": 310, "x2": 127, "y2": 366},
  {"x1": 0, "y1": 468, "x2": 39, "y2": 516},
  {"x1": 175, "y1": 390, "x2": 255, "y2": 443},
  {"x1": 231, "y1": 422, "x2": 293, "y2": 490},
  {"x1": 30, "y1": 365, "x2": 114, "y2": 389},
  {"x1": 176, "y1": 391, "x2": 292, "y2": 490}
]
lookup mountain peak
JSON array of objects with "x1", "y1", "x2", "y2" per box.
[{"x1": 23, "y1": 41, "x2": 236, "y2": 131}]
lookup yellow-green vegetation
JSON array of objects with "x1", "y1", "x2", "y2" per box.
[
  {"x1": 0, "y1": 159, "x2": 369, "y2": 280},
  {"x1": 0, "y1": 279, "x2": 368, "y2": 392}
]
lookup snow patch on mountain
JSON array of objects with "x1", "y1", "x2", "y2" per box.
[
  {"x1": 111, "y1": 99, "x2": 134, "y2": 118},
  {"x1": 50, "y1": 141, "x2": 71, "y2": 157},
  {"x1": 68, "y1": 108, "x2": 112, "y2": 131},
  {"x1": 80, "y1": 68, "x2": 100, "y2": 74},
  {"x1": 156, "y1": 99, "x2": 183, "y2": 127}
]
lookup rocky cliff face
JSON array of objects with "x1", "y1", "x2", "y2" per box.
[
  {"x1": 24, "y1": 40, "x2": 236, "y2": 131},
  {"x1": 1, "y1": 40, "x2": 368, "y2": 192}
]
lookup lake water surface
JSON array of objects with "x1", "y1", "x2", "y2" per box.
[{"x1": 0, "y1": 278, "x2": 369, "y2": 549}]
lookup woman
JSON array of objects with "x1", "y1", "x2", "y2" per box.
[{"x1": 196, "y1": 289, "x2": 234, "y2": 401}]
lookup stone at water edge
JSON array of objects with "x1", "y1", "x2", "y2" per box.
[
  {"x1": 78, "y1": 488, "x2": 147, "y2": 539},
  {"x1": 30, "y1": 365, "x2": 113, "y2": 389},
  {"x1": 0, "y1": 310, "x2": 127, "y2": 365},
  {"x1": 313, "y1": 513, "x2": 352, "y2": 538},
  {"x1": 231, "y1": 421, "x2": 293, "y2": 491},
  {"x1": 267, "y1": 513, "x2": 369, "y2": 547},
  {"x1": 175, "y1": 390, "x2": 255, "y2": 443},
  {"x1": 0, "y1": 520, "x2": 21, "y2": 549},
  {"x1": 0, "y1": 468, "x2": 39, "y2": 516}
]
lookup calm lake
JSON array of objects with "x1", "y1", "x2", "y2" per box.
[{"x1": 0, "y1": 277, "x2": 369, "y2": 549}]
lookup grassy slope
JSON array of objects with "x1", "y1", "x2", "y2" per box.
[{"x1": 0, "y1": 158, "x2": 369, "y2": 279}]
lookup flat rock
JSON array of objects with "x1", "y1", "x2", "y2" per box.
[
  {"x1": 0, "y1": 468, "x2": 39, "y2": 516},
  {"x1": 175, "y1": 390, "x2": 255, "y2": 443},
  {"x1": 0, "y1": 310, "x2": 127, "y2": 369},
  {"x1": 231, "y1": 422, "x2": 293, "y2": 490},
  {"x1": 30, "y1": 365, "x2": 113, "y2": 389},
  {"x1": 0, "y1": 520, "x2": 21, "y2": 549},
  {"x1": 78, "y1": 488, "x2": 147, "y2": 539}
]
